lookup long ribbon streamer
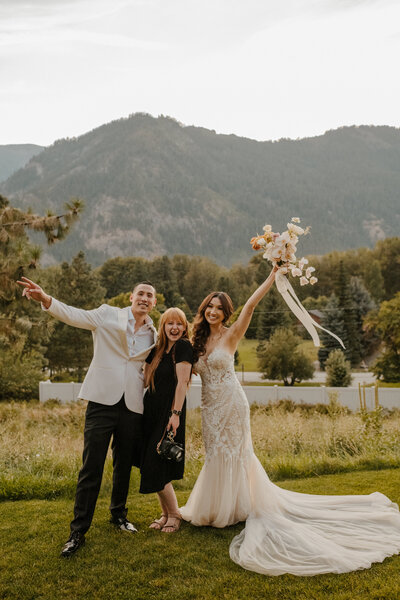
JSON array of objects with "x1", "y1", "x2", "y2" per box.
[{"x1": 275, "y1": 271, "x2": 345, "y2": 349}]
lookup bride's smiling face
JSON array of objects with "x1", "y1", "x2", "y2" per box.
[{"x1": 204, "y1": 297, "x2": 225, "y2": 326}]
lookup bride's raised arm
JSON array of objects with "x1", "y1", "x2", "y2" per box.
[{"x1": 225, "y1": 266, "x2": 278, "y2": 352}]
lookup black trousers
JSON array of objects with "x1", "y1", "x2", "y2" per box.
[{"x1": 70, "y1": 396, "x2": 143, "y2": 534}]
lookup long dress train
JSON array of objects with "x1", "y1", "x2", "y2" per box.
[{"x1": 180, "y1": 348, "x2": 400, "y2": 576}]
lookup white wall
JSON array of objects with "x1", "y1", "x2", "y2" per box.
[{"x1": 39, "y1": 381, "x2": 400, "y2": 411}]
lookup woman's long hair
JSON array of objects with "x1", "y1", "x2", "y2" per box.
[
  {"x1": 191, "y1": 292, "x2": 234, "y2": 361},
  {"x1": 145, "y1": 307, "x2": 190, "y2": 391}
]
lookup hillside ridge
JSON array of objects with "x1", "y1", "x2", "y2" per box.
[{"x1": 2, "y1": 115, "x2": 399, "y2": 266}]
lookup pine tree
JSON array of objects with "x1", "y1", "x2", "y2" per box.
[
  {"x1": 150, "y1": 255, "x2": 178, "y2": 307},
  {"x1": 335, "y1": 261, "x2": 362, "y2": 367},
  {"x1": 325, "y1": 349, "x2": 352, "y2": 387},
  {"x1": 45, "y1": 251, "x2": 105, "y2": 381},
  {"x1": 171, "y1": 254, "x2": 192, "y2": 297},
  {"x1": 318, "y1": 294, "x2": 347, "y2": 369},
  {"x1": 0, "y1": 194, "x2": 82, "y2": 398},
  {"x1": 98, "y1": 257, "x2": 148, "y2": 299},
  {"x1": 349, "y1": 276, "x2": 376, "y2": 358},
  {"x1": 256, "y1": 286, "x2": 291, "y2": 341},
  {"x1": 181, "y1": 257, "x2": 221, "y2": 312},
  {"x1": 0, "y1": 195, "x2": 82, "y2": 308},
  {"x1": 216, "y1": 274, "x2": 240, "y2": 307}
]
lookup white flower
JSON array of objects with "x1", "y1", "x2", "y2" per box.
[
  {"x1": 310, "y1": 276, "x2": 318, "y2": 285},
  {"x1": 291, "y1": 267, "x2": 302, "y2": 277},
  {"x1": 271, "y1": 247, "x2": 283, "y2": 260},
  {"x1": 305, "y1": 266, "x2": 315, "y2": 278},
  {"x1": 287, "y1": 223, "x2": 305, "y2": 236},
  {"x1": 291, "y1": 217, "x2": 301, "y2": 223},
  {"x1": 263, "y1": 224, "x2": 272, "y2": 232},
  {"x1": 300, "y1": 276, "x2": 309, "y2": 286},
  {"x1": 277, "y1": 232, "x2": 290, "y2": 245},
  {"x1": 298, "y1": 257, "x2": 308, "y2": 270}
]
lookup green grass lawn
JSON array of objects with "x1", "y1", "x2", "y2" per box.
[
  {"x1": 236, "y1": 339, "x2": 318, "y2": 373},
  {"x1": 1, "y1": 469, "x2": 400, "y2": 600},
  {"x1": 236, "y1": 338, "x2": 260, "y2": 371},
  {"x1": 2, "y1": 400, "x2": 400, "y2": 599}
]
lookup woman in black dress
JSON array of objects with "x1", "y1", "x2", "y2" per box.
[{"x1": 140, "y1": 307, "x2": 193, "y2": 533}]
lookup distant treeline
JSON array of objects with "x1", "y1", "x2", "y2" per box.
[{"x1": 94, "y1": 236, "x2": 399, "y2": 310}]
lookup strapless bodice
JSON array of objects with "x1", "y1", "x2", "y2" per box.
[{"x1": 195, "y1": 347, "x2": 237, "y2": 388}]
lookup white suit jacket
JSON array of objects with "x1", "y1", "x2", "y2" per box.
[{"x1": 46, "y1": 298, "x2": 157, "y2": 413}]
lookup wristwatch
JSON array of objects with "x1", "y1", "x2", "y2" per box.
[{"x1": 171, "y1": 409, "x2": 182, "y2": 416}]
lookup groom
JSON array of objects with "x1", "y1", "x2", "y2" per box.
[{"x1": 18, "y1": 277, "x2": 157, "y2": 557}]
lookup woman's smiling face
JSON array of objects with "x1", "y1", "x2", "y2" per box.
[
  {"x1": 164, "y1": 319, "x2": 186, "y2": 342},
  {"x1": 204, "y1": 296, "x2": 225, "y2": 326}
]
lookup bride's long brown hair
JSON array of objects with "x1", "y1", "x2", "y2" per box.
[
  {"x1": 145, "y1": 307, "x2": 190, "y2": 391},
  {"x1": 191, "y1": 292, "x2": 234, "y2": 361}
]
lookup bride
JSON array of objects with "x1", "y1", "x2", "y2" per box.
[{"x1": 180, "y1": 267, "x2": 400, "y2": 576}]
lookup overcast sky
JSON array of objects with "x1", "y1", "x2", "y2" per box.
[{"x1": 1, "y1": 0, "x2": 399, "y2": 145}]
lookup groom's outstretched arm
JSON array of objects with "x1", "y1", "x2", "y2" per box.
[
  {"x1": 17, "y1": 276, "x2": 106, "y2": 331},
  {"x1": 17, "y1": 276, "x2": 52, "y2": 308}
]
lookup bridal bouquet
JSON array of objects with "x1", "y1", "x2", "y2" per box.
[
  {"x1": 250, "y1": 218, "x2": 317, "y2": 286},
  {"x1": 250, "y1": 218, "x2": 344, "y2": 349}
]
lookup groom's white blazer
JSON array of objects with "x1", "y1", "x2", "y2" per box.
[{"x1": 46, "y1": 298, "x2": 157, "y2": 413}]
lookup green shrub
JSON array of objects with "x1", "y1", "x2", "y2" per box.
[
  {"x1": 325, "y1": 349, "x2": 352, "y2": 387},
  {"x1": 0, "y1": 350, "x2": 44, "y2": 401}
]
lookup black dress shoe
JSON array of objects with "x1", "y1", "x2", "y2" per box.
[
  {"x1": 110, "y1": 516, "x2": 138, "y2": 533},
  {"x1": 60, "y1": 531, "x2": 85, "y2": 558}
]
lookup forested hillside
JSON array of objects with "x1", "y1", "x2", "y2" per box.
[
  {"x1": 0, "y1": 144, "x2": 44, "y2": 182},
  {"x1": 2, "y1": 114, "x2": 399, "y2": 266}
]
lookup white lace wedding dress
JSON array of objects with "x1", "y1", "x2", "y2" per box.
[{"x1": 180, "y1": 348, "x2": 400, "y2": 576}]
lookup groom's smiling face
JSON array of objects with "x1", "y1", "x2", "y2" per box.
[{"x1": 130, "y1": 284, "x2": 156, "y2": 316}]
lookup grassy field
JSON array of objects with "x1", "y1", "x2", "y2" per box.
[
  {"x1": 1, "y1": 470, "x2": 400, "y2": 600},
  {"x1": 236, "y1": 338, "x2": 260, "y2": 371},
  {"x1": 1, "y1": 400, "x2": 400, "y2": 599},
  {"x1": 236, "y1": 339, "x2": 318, "y2": 372},
  {"x1": 2, "y1": 399, "x2": 400, "y2": 501}
]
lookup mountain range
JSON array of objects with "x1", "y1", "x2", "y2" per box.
[
  {"x1": 1, "y1": 114, "x2": 399, "y2": 266},
  {"x1": 0, "y1": 144, "x2": 44, "y2": 183}
]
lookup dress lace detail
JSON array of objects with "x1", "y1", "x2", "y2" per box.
[
  {"x1": 180, "y1": 346, "x2": 400, "y2": 576},
  {"x1": 196, "y1": 348, "x2": 253, "y2": 463}
]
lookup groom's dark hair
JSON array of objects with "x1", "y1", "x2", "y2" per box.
[{"x1": 132, "y1": 280, "x2": 156, "y2": 294}]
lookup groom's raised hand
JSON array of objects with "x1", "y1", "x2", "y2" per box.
[{"x1": 17, "y1": 276, "x2": 52, "y2": 309}]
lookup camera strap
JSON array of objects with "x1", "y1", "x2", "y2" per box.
[{"x1": 156, "y1": 344, "x2": 178, "y2": 453}]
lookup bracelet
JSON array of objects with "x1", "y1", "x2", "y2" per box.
[{"x1": 171, "y1": 409, "x2": 182, "y2": 416}]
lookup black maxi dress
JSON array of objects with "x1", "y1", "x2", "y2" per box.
[{"x1": 140, "y1": 338, "x2": 194, "y2": 494}]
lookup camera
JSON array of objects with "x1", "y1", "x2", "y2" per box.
[{"x1": 157, "y1": 431, "x2": 184, "y2": 462}]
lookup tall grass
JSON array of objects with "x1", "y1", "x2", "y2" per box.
[{"x1": 1, "y1": 398, "x2": 400, "y2": 501}]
